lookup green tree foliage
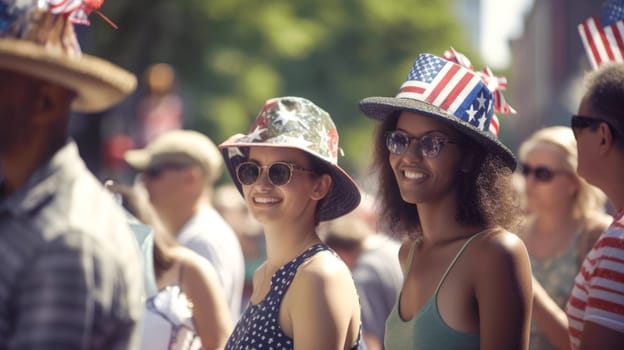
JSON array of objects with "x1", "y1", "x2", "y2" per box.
[{"x1": 91, "y1": 0, "x2": 476, "y2": 178}]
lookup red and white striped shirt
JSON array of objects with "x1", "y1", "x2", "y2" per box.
[{"x1": 566, "y1": 208, "x2": 624, "y2": 349}]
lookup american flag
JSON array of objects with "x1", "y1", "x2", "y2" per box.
[
  {"x1": 578, "y1": 0, "x2": 624, "y2": 69},
  {"x1": 443, "y1": 47, "x2": 473, "y2": 70},
  {"x1": 396, "y1": 54, "x2": 491, "y2": 130},
  {"x1": 47, "y1": 0, "x2": 104, "y2": 25},
  {"x1": 47, "y1": 0, "x2": 83, "y2": 15}
]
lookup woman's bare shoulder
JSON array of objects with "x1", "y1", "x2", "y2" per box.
[
  {"x1": 171, "y1": 246, "x2": 219, "y2": 284},
  {"x1": 470, "y1": 228, "x2": 532, "y2": 294},
  {"x1": 471, "y1": 228, "x2": 529, "y2": 263}
]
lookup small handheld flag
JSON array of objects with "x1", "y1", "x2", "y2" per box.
[{"x1": 578, "y1": 0, "x2": 624, "y2": 69}]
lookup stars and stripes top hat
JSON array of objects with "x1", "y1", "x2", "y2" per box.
[
  {"x1": 578, "y1": 0, "x2": 624, "y2": 69},
  {"x1": 0, "y1": 0, "x2": 136, "y2": 112},
  {"x1": 219, "y1": 96, "x2": 361, "y2": 221},
  {"x1": 359, "y1": 52, "x2": 517, "y2": 170}
]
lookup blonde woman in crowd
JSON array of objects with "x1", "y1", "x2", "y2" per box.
[{"x1": 517, "y1": 126, "x2": 611, "y2": 349}]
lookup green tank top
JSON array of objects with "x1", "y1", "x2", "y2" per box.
[{"x1": 384, "y1": 230, "x2": 488, "y2": 350}]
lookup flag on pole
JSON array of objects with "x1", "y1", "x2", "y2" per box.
[{"x1": 578, "y1": 0, "x2": 624, "y2": 69}]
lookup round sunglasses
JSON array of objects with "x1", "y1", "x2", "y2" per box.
[
  {"x1": 521, "y1": 163, "x2": 568, "y2": 182},
  {"x1": 235, "y1": 161, "x2": 315, "y2": 186},
  {"x1": 385, "y1": 130, "x2": 456, "y2": 158}
]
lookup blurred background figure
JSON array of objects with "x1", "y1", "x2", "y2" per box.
[
  {"x1": 124, "y1": 129, "x2": 245, "y2": 320},
  {"x1": 137, "y1": 63, "x2": 184, "y2": 148},
  {"x1": 517, "y1": 126, "x2": 612, "y2": 350},
  {"x1": 213, "y1": 184, "x2": 265, "y2": 306},
  {"x1": 109, "y1": 182, "x2": 233, "y2": 350},
  {"x1": 0, "y1": 1, "x2": 144, "y2": 348},
  {"x1": 322, "y1": 193, "x2": 402, "y2": 350},
  {"x1": 140, "y1": 232, "x2": 232, "y2": 350}
]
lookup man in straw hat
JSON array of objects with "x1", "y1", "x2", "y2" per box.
[{"x1": 0, "y1": 1, "x2": 144, "y2": 348}]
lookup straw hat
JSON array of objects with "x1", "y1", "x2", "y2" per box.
[
  {"x1": 0, "y1": 1, "x2": 136, "y2": 113},
  {"x1": 219, "y1": 96, "x2": 361, "y2": 221},
  {"x1": 124, "y1": 130, "x2": 224, "y2": 185},
  {"x1": 359, "y1": 52, "x2": 517, "y2": 170}
]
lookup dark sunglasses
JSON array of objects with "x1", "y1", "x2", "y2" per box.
[
  {"x1": 235, "y1": 161, "x2": 315, "y2": 186},
  {"x1": 144, "y1": 163, "x2": 190, "y2": 178},
  {"x1": 571, "y1": 115, "x2": 618, "y2": 138},
  {"x1": 521, "y1": 163, "x2": 567, "y2": 182},
  {"x1": 385, "y1": 130, "x2": 456, "y2": 158}
]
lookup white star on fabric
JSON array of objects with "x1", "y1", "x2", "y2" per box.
[
  {"x1": 274, "y1": 108, "x2": 299, "y2": 125},
  {"x1": 477, "y1": 114, "x2": 488, "y2": 130},
  {"x1": 227, "y1": 147, "x2": 245, "y2": 159},
  {"x1": 247, "y1": 125, "x2": 266, "y2": 141},
  {"x1": 466, "y1": 104, "x2": 478, "y2": 123},
  {"x1": 476, "y1": 92, "x2": 486, "y2": 110}
]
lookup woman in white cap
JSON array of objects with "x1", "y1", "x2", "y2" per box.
[
  {"x1": 219, "y1": 96, "x2": 363, "y2": 349},
  {"x1": 359, "y1": 52, "x2": 533, "y2": 349}
]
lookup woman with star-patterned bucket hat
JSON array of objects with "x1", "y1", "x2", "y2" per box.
[
  {"x1": 219, "y1": 96, "x2": 363, "y2": 349},
  {"x1": 359, "y1": 49, "x2": 533, "y2": 349}
]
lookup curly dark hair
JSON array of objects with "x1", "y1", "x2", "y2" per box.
[
  {"x1": 371, "y1": 112, "x2": 520, "y2": 240},
  {"x1": 583, "y1": 63, "x2": 624, "y2": 149}
]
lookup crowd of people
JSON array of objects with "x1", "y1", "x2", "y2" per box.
[{"x1": 1, "y1": 1, "x2": 624, "y2": 350}]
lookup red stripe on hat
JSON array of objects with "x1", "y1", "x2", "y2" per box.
[
  {"x1": 490, "y1": 115, "x2": 500, "y2": 136},
  {"x1": 426, "y1": 64, "x2": 460, "y2": 105},
  {"x1": 400, "y1": 86, "x2": 426, "y2": 94},
  {"x1": 440, "y1": 71, "x2": 473, "y2": 111}
]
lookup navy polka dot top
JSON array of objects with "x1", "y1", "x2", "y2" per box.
[{"x1": 224, "y1": 243, "x2": 362, "y2": 350}]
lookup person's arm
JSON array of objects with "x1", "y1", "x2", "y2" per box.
[
  {"x1": 181, "y1": 251, "x2": 232, "y2": 350},
  {"x1": 531, "y1": 276, "x2": 570, "y2": 349},
  {"x1": 475, "y1": 231, "x2": 533, "y2": 350},
  {"x1": 287, "y1": 255, "x2": 360, "y2": 350}
]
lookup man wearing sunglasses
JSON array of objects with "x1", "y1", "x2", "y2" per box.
[
  {"x1": 124, "y1": 129, "x2": 245, "y2": 321},
  {"x1": 565, "y1": 63, "x2": 624, "y2": 350}
]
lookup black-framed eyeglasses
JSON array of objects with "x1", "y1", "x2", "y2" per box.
[
  {"x1": 144, "y1": 163, "x2": 191, "y2": 178},
  {"x1": 385, "y1": 130, "x2": 456, "y2": 158},
  {"x1": 520, "y1": 163, "x2": 568, "y2": 182},
  {"x1": 571, "y1": 115, "x2": 618, "y2": 139},
  {"x1": 235, "y1": 161, "x2": 315, "y2": 186}
]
